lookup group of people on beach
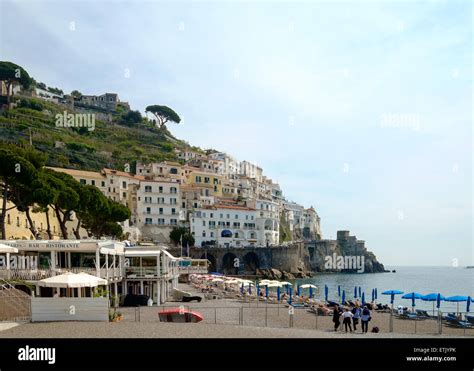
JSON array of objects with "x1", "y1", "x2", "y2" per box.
[{"x1": 332, "y1": 304, "x2": 372, "y2": 333}]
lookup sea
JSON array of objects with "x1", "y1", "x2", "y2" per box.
[{"x1": 291, "y1": 266, "x2": 474, "y2": 313}]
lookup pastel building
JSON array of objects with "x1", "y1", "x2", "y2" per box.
[{"x1": 190, "y1": 205, "x2": 259, "y2": 248}]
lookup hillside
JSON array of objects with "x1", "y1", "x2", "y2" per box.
[{"x1": 0, "y1": 97, "x2": 195, "y2": 172}]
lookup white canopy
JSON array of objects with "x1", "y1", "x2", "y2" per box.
[
  {"x1": 266, "y1": 282, "x2": 284, "y2": 288},
  {"x1": 38, "y1": 272, "x2": 107, "y2": 288},
  {"x1": 0, "y1": 244, "x2": 18, "y2": 253}
]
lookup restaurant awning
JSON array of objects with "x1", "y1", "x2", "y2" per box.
[
  {"x1": 38, "y1": 272, "x2": 107, "y2": 288},
  {"x1": 0, "y1": 244, "x2": 18, "y2": 253}
]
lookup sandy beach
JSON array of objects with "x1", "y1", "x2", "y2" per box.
[{"x1": 0, "y1": 282, "x2": 472, "y2": 338}]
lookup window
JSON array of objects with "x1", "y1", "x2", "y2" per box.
[
  {"x1": 159, "y1": 186, "x2": 163, "y2": 193},
  {"x1": 210, "y1": 232, "x2": 214, "y2": 238},
  {"x1": 91, "y1": 180, "x2": 95, "y2": 186},
  {"x1": 145, "y1": 185, "x2": 152, "y2": 193},
  {"x1": 202, "y1": 231, "x2": 206, "y2": 237},
  {"x1": 214, "y1": 186, "x2": 218, "y2": 192},
  {"x1": 159, "y1": 208, "x2": 163, "y2": 215},
  {"x1": 122, "y1": 181, "x2": 126, "y2": 188},
  {"x1": 214, "y1": 178, "x2": 219, "y2": 185},
  {"x1": 146, "y1": 207, "x2": 151, "y2": 214},
  {"x1": 80, "y1": 179, "x2": 86, "y2": 185},
  {"x1": 158, "y1": 197, "x2": 165, "y2": 204},
  {"x1": 170, "y1": 219, "x2": 177, "y2": 225},
  {"x1": 158, "y1": 218, "x2": 165, "y2": 225},
  {"x1": 101, "y1": 181, "x2": 105, "y2": 187},
  {"x1": 202, "y1": 220, "x2": 206, "y2": 226},
  {"x1": 145, "y1": 197, "x2": 152, "y2": 203},
  {"x1": 195, "y1": 176, "x2": 202, "y2": 183},
  {"x1": 110, "y1": 179, "x2": 114, "y2": 184},
  {"x1": 204, "y1": 177, "x2": 210, "y2": 183},
  {"x1": 145, "y1": 218, "x2": 152, "y2": 225},
  {"x1": 235, "y1": 214, "x2": 238, "y2": 219},
  {"x1": 227, "y1": 214, "x2": 230, "y2": 219},
  {"x1": 233, "y1": 222, "x2": 240, "y2": 228},
  {"x1": 123, "y1": 192, "x2": 126, "y2": 198},
  {"x1": 170, "y1": 198, "x2": 177, "y2": 205},
  {"x1": 172, "y1": 208, "x2": 176, "y2": 215},
  {"x1": 246, "y1": 215, "x2": 249, "y2": 220},
  {"x1": 210, "y1": 213, "x2": 213, "y2": 218},
  {"x1": 170, "y1": 187, "x2": 177, "y2": 194},
  {"x1": 220, "y1": 214, "x2": 223, "y2": 219},
  {"x1": 16, "y1": 217, "x2": 20, "y2": 227},
  {"x1": 235, "y1": 232, "x2": 239, "y2": 238},
  {"x1": 170, "y1": 168, "x2": 178, "y2": 174}
]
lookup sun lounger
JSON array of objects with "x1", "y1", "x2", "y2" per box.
[
  {"x1": 444, "y1": 318, "x2": 472, "y2": 329},
  {"x1": 465, "y1": 315, "x2": 474, "y2": 325}
]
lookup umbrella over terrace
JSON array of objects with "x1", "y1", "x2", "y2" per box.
[
  {"x1": 0, "y1": 244, "x2": 18, "y2": 253},
  {"x1": 39, "y1": 272, "x2": 107, "y2": 288}
]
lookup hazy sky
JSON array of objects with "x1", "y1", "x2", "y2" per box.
[{"x1": 1, "y1": 0, "x2": 472, "y2": 266}]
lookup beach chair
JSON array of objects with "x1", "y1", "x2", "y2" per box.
[
  {"x1": 465, "y1": 315, "x2": 474, "y2": 325},
  {"x1": 444, "y1": 318, "x2": 472, "y2": 329}
]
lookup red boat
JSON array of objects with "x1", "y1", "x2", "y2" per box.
[{"x1": 158, "y1": 308, "x2": 204, "y2": 323}]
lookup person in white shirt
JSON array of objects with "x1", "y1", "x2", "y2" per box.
[{"x1": 340, "y1": 307, "x2": 354, "y2": 332}]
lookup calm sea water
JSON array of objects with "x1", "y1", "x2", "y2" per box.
[{"x1": 292, "y1": 266, "x2": 474, "y2": 313}]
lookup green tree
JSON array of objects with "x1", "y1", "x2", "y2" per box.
[
  {"x1": 70, "y1": 90, "x2": 82, "y2": 99},
  {"x1": 0, "y1": 61, "x2": 33, "y2": 104},
  {"x1": 169, "y1": 226, "x2": 194, "y2": 247},
  {"x1": 145, "y1": 105, "x2": 181, "y2": 129},
  {"x1": 119, "y1": 110, "x2": 142, "y2": 126}
]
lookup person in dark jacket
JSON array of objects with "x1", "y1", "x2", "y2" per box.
[
  {"x1": 361, "y1": 306, "x2": 371, "y2": 333},
  {"x1": 332, "y1": 305, "x2": 341, "y2": 331}
]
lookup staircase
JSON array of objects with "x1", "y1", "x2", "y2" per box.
[{"x1": 0, "y1": 278, "x2": 31, "y2": 321}]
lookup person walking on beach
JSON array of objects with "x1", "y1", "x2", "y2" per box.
[
  {"x1": 332, "y1": 304, "x2": 342, "y2": 331},
  {"x1": 361, "y1": 305, "x2": 371, "y2": 333},
  {"x1": 352, "y1": 305, "x2": 362, "y2": 331},
  {"x1": 341, "y1": 307, "x2": 354, "y2": 333}
]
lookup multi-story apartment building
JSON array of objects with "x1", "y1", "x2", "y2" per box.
[
  {"x1": 190, "y1": 205, "x2": 259, "y2": 248},
  {"x1": 185, "y1": 170, "x2": 223, "y2": 198},
  {"x1": 208, "y1": 152, "x2": 240, "y2": 177},
  {"x1": 77, "y1": 93, "x2": 129, "y2": 112},
  {"x1": 175, "y1": 148, "x2": 203, "y2": 162},
  {"x1": 136, "y1": 179, "x2": 185, "y2": 243},
  {"x1": 303, "y1": 207, "x2": 322, "y2": 240},
  {"x1": 240, "y1": 160, "x2": 263, "y2": 182},
  {"x1": 252, "y1": 199, "x2": 280, "y2": 246},
  {"x1": 136, "y1": 161, "x2": 184, "y2": 183}
]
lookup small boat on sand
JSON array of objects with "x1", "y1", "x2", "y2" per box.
[{"x1": 158, "y1": 308, "x2": 204, "y2": 323}]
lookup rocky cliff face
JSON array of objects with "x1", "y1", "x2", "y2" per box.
[{"x1": 305, "y1": 231, "x2": 386, "y2": 273}]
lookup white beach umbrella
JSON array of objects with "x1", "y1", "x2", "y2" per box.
[
  {"x1": 38, "y1": 272, "x2": 106, "y2": 288},
  {"x1": 300, "y1": 284, "x2": 318, "y2": 289},
  {"x1": 0, "y1": 244, "x2": 18, "y2": 253},
  {"x1": 279, "y1": 281, "x2": 293, "y2": 286},
  {"x1": 211, "y1": 278, "x2": 224, "y2": 283},
  {"x1": 266, "y1": 282, "x2": 284, "y2": 288}
]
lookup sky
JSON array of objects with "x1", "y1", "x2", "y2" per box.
[{"x1": 0, "y1": 0, "x2": 472, "y2": 266}]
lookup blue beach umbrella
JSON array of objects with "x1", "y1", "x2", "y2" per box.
[
  {"x1": 402, "y1": 292, "x2": 423, "y2": 310},
  {"x1": 248, "y1": 284, "x2": 252, "y2": 295},
  {"x1": 382, "y1": 290, "x2": 404, "y2": 305},
  {"x1": 342, "y1": 290, "x2": 346, "y2": 305},
  {"x1": 256, "y1": 283, "x2": 260, "y2": 297},
  {"x1": 297, "y1": 285, "x2": 301, "y2": 297},
  {"x1": 265, "y1": 285, "x2": 269, "y2": 298},
  {"x1": 309, "y1": 286, "x2": 313, "y2": 298},
  {"x1": 338, "y1": 285, "x2": 341, "y2": 297},
  {"x1": 354, "y1": 286, "x2": 357, "y2": 298},
  {"x1": 288, "y1": 287, "x2": 293, "y2": 305},
  {"x1": 375, "y1": 288, "x2": 378, "y2": 300},
  {"x1": 325, "y1": 285, "x2": 329, "y2": 302},
  {"x1": 421, "y1": 293, "x2": 445, "y2": 315},
  {"x1": 241, "y1": 283, "x2": 244, "y2": 294},
  {"x1": 359, "y1": 287, "x2": 362, "y2": 298},
  {"x1": 445, "y1": 295, "x2": 469, "y2": 315},
  {"x1": 277, "y1": 286, "x2": 281, "y2": 301},
  {"x1": 466, "y1": 296, "x2": 471, "y2": 313},
  {"x1": 362, "y1": 292, "x2": 365, "y2": 306}
]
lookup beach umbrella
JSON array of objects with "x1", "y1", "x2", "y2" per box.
[
  {"x1": 265, "y1": 285, "x2": 269, "y2": 298},
  {"x1": 325, "y1": 285, "x2": 328, "y2": 302},
  {"x1": 277, "y1": 286, "x2": 281, "y2": 302},
  {"x1": 402, "y1": 292, "x2": 422, "y2": 311},
  {"x1": 359, "y1": 287, "x2": 362, "y2": 298},
  {"x1": 248, "y1": 284, "x2": 252, "y2": 295},
  {"x1": 421, "y1": 293, "x2": 445, "y2": 315},
  {"x1": 342, "y1": 290, "x2": 346, "y2": 305},
  {"x1": 288, "y1": 287, "x2": 293, "y2": 305},
  {"x1": 466, "y1": 296, "x2": 471, "y2": 313},
  {"x1": 362, "y1": 292, "x2": 366, "y2": 306},
  {"x1": 338, "y1": 285, "x2": 341, "y2": 297},
  {"x1": 256, "y1": 283, "x2": 260, "y2": 297},
  {"x1": 309, "y1": 286, "x2": 313, "y2": 298},
  {"x1": 297, "y1": 285, "x2": 301, "y2": 297},
  {"x1": 375, "y1": 288, "x2": 378, "y2": 300},
  {"x1": 371, "y1": 288, "x2": 375, "y2": 302},
  {"x1": 445, "y1": 296, "x2": 469, "y2": 315},
  {"x1": 382, "y1": 290, "x2": 404, "y2": 305},
  {"x1": 354, "y1": 286, "x2": 357, "y2": 298}
]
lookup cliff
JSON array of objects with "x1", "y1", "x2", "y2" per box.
[{"x1": 305, "y1": 230, "x2": 386, "y2": 273}]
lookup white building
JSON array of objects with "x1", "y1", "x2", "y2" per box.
[
  {"x1": 137, "y1": 179, "x2": 185, "y2": 243},
  {"x1": 253, "y1": 199, "x2": 280, "y2": 246},
  {"x1": 208, "y1": 152, "x2": 240, "y2": 177},
  {"x1": 240, "y1": 160, "x2": 263, "y2": 182},
  {"x1": 191, "y1": 205, "x2": 259, "y2": 248}
]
